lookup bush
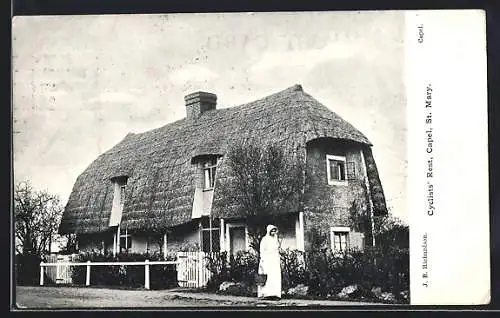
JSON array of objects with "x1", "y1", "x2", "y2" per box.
[
  {"x1": 280, "y1": 249, "x2": 308, "y2": 291},
  {"x1": 205, "y1": 250, "x2": 258, "y2": 294},
  {"x1": 205, "y1": 247, "x2": 409, "y2": 302},
  {"x1": 205, "y1": 251, "x2": 231, "y2": 290},
  {"x1": 15, "y1": 253, "x2": 43, "y2": 286},
  {"x1": 230, "y1": 251, "x2": 259, "y2": 284},
  {"x1": 71, "y1": 251, "x2": 177, "y2": 290},
  {"x1": 305, "y1": 247, "x2": 409, "y2": 300}
]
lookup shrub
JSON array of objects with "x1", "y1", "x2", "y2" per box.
[
  {"x1": 304, "y1": 246, "x2": 409, "y2": 299},
  {"x1": 15, "y1": 253, "x2": 43, "y2": 286},
  {"x1": 71, "y1": 251, "x2": 177, "y2": 289},
  {"x1": 280, "y1": 248, "x2": 308, "y2": 291},
  {"x1": 230, "y1": 251, "x2": 259, "y2": 284},
  {"x1": 205, "y1": 251, "x2": 231, "y2": 290},
  {"x1": 178, "y1": 242, "x2": 200, "y2": 252},
  {"x1": 304, "y1": 248, "x2": 332, "y2": 297},
  {"x1": 205, "y1": 250, "x2": 258, "y2": 294},
  {"x1": 205, "y1": 247, "x2": 408, "y2": 302}
]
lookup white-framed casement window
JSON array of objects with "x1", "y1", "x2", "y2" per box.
[
  {"x1": 326, "y1": 154, "x2": 348, "y2": 185},
  {"x1": 109, "y1": 175, "x2": 128, "y2": 228},
  {"x1": 225, "y1": 223, "x2": 249, "y2": 254},
  {"x1": 201, "y1": 227, "x2": 221, "y2": 253},
  {"x1": 200, "y1": 217, "x2": 220, "y2": 253},
  {"x1": 119, "y1": 228, "x2": 132, "y2": 251},
  {"x1": 330, "y1": 226, "x2": 350, "y2": 253},
  {"x1": 203, "y1": 158, "x2": 218, "y2": 190},
  {"x1": 120, "y1": 184, "x2": 126, "y2": 208}
]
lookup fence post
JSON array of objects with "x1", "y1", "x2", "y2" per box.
[
  {"x1": 198, "y1": 252, "x2": 203, "y2": 288},
  {"x1": 86, "y1": 260, "x2": 91, "y2": 286},
  {"x1": 144, "y1": 259, "x2": 150, "y2": 290},
  {"x1": 39, "y1": 262, "x2": 44, "y2": 286}
]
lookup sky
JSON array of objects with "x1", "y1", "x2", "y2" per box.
[{"x1": 12, "y1": 11, "x2": 407, "y2": 223}]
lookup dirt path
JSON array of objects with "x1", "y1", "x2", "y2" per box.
[
  {"x1": 15, "y1": 286, "x2": 381, "y2": 309},
  {"x1": 15, "y1": 286, "x2": 225, "y2": 308}
]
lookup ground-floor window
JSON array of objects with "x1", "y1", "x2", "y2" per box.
[
  {"x1": 226, "y1": 223, "x2": 248, "y2": 255},
  {"x1": 201, "y1": 228, "x2": 220, "y2": 253},
  {"x1": 200, "y1": 217, "x2": 220, "y2": 253},
  {"x1": 120, "y1": 228, "x2": 132, "y2": 252},
  {"x1": 330, "y1": 226, "x2": 350, "y2": 253}
]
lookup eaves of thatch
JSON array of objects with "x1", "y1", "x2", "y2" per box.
[{"x1": 59, "y1": 84, "x2": 381, "y2": 235}]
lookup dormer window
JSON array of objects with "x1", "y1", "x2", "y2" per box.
[
  {"x1": 203, "y1": 158, "x2": 217, "y2": 190},
  {"x1": 109, "y1": 176, "x2": 128, "y2": 227},
  {"x1": 120, "y1": 184, "x2": 126, "y2": 208}
]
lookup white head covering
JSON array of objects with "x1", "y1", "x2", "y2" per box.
[{"x1": 266, "y1": 224, "x2": 278, "y2": 236}]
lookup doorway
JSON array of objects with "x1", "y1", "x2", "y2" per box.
[{"x1": 226, "y1": 223, "x2": 248, "y2": 254}]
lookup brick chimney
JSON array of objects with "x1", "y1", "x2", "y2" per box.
[{"x1": 184, "y1": 91, "x2": 217, "y2": 120}]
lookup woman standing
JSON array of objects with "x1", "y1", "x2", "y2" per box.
[{"x1": 257, "y1": 225, "x2": 282, "y2": 300}]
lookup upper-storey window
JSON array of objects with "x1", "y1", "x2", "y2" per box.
[
  {"x1": 109, "y1": 176, "x2": 128, "y2": 227},
  {"x1": 120, "y1": 184, "x2": 126, "y2": 208},
  {"x1": 203, "y1": 158, "x2": 218, "y2": 190},
  {"x1": 326, "y1": 154, "x2": 347, "y2": 185}
]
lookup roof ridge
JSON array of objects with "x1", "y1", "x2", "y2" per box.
[
  {"x1": 218, "y1": 84, "x2": 306, "y2": 111},
  {"x1": 258, "y1": 83, "x2": 304, "y2": 100}
]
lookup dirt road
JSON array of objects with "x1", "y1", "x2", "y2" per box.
[{"x1": 15, "y1": 286, "x2": 380, "y2": 309}]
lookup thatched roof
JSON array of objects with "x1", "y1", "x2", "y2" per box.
[{"x1": 59, "y1": 84, "x2": 382, "y2": 235}]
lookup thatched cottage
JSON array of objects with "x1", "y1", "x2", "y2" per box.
[{"x1": 58, "y1": 84, "x2": 387, "y2": 256}]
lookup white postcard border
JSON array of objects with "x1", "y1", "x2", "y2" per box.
[{"x1": 406, "y1": 10, "x2": 490, "y2": 305}]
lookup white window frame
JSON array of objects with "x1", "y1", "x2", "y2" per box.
[
  {"x1": 330, "y1": 226, "x2": 350, "y2": 253},
  {"x1": 326, "y1": 154, "x2": 348, "y2": 185},
  {"x1": 120, "y1": 184, "x2": 126, "y2": 208},
  {"x1": 200, "y1": 223, "x2": 221, "y2": 254},
  {"x1": 109, "y1": 177, "x2": 127, "y2": 228},
  {"x1": 225, "y1": 223, "x2": 249, "y2": 253},
  {"x1": 202, "y1": 158, "x2": 218, "y2": 190},
  {"x1": 119, "y1": 228, "x2": 132, "y2": 251}
]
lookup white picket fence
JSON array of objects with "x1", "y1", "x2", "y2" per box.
[
  {"x1": 40, "y1": 259, "x2": 178, "y2": 289},
  {"x1": 40, "y1": 251, "x2": 214, "y2": 289},
  {"x1": 176, "y1": 251, "x2": 213, "y2": 288}
]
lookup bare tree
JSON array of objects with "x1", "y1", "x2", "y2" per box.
[
  {"x1": 216, "y1": 143, "x2": 306, "y2": 252},
  {"x1": 14, "y1": 180, "x2": 63, "y2": 257}
]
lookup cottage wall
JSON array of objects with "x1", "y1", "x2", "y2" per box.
[
  {"x1": 122, "y1": 234, "x2": 166, "y2": 254},
  {"x1": 130, "y1": 236, "x2": 148, "y2": 253},
  {"x1": 166, "y1": 221, "x2": 201, "y2": 251},
  {"x1": 222, "y1": 214, "x2": 298, "y2": 253},
  {"x1": 77, "y1": 231, "x2": 166, "y2": 254},
  {"x1": 77, "y1": 232, "x2": 114, "y2": 253},
  {"x1": 303, "y1": 138, "x2": 372, "y2": 251}
]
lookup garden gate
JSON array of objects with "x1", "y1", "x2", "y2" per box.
[
  {"x1": 176, "y1": 251, "x2": 212, "y2": 288},
  {"x1": 44, "y1": 254, "x2": 78, "y2": 284}
]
